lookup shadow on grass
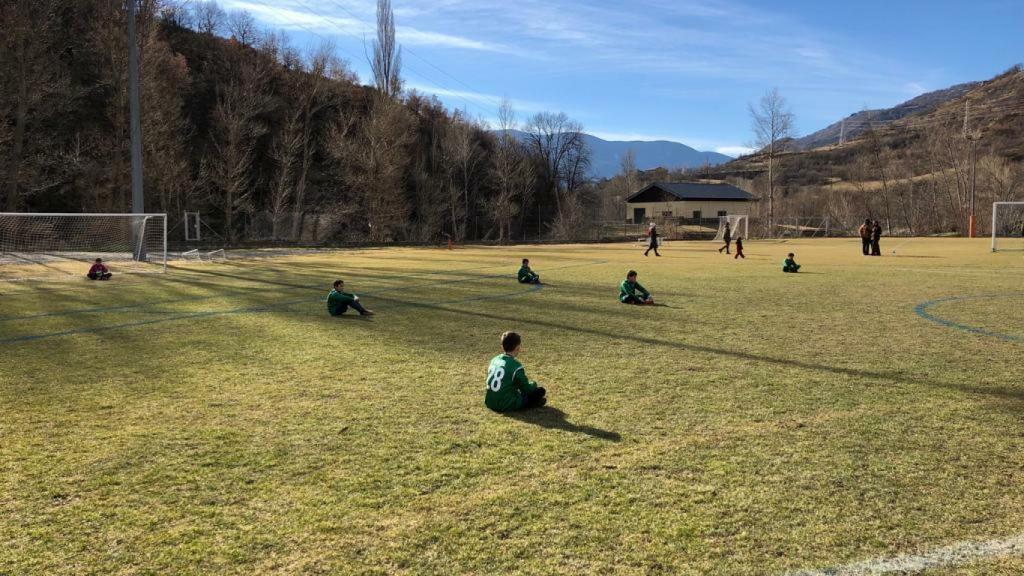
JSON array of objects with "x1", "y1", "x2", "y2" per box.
[
  {"x1": 504, "y1": 406, "x2": 621, "y2": 442},
  {"x1": 390, "y1": 299, "x2": 1024, "y2": 405}
]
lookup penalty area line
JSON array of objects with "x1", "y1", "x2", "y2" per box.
[{"x1": 788, "y1": 532, "x2": 1024, "y2": 575}]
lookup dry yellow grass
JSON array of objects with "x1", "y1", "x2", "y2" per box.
[{"x1": 1, "y1": 238, "x2": 1022, "y2": 574}]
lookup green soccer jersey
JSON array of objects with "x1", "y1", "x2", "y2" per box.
[
  {"x1": 518, "y1": 265, "x2": 537, "y2": 282},
  {"x1": 327, "y1": 289, "x2": 356, "y2": 315},
  {"x1": 619, "y1": 279, "x2": 649, "y2": 300},
  {"x1": 485, "y1": 353, "x2": 538, "y2": 412}
]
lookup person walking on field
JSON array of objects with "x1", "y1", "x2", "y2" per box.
[
  {"x1": 734, "y1": 236, "x2": 745, "y2": 259},
  {"x1": 859, "y1": 219, "x2": 872, "y2": 256},
  {"x1": 718, "y1": 222, "x2": 732, "y2": 254},
  {"x1": 644, "y1": 222, "x2": 661, "y2": 257},
  {"x1": 871, "y1": 220, "x2": 882, "y2": 256}
]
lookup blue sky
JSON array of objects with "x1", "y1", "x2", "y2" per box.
[{"x1": 223, "y1": 0, "x2": 1022, "y2": 156}]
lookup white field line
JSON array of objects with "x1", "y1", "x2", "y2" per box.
[{"x1": 788, "y1": 533, "x2": 1024, "y2": 575}]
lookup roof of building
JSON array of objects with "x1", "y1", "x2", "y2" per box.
[{"x1": 626, "y1": 182, "x2": 755, "y2": 203}]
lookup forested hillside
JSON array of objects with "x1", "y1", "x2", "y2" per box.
[
  {"x1": 701, "y1": 67, "x2": 1024, "y2": 235},
  {"x1": 0, "y1": 0, "x2": 594, "y2": 245}
]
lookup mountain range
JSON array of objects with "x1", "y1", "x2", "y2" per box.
[{"x1": 499, "y1": 130, "x2": 733, "y2": 179}]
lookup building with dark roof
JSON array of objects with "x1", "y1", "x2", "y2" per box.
[{"x1": 625, "y1": 182, "x2": 755, "y2": 223}]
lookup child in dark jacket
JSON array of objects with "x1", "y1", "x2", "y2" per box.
[
  {"x1": 783, "y1": 253, "x2": 801, "y2": 273},
  {"x1": 734, "y1": 237, "x2": 745, "y2": 259}
]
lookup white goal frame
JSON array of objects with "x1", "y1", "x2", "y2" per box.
[
  {"x1": 992, "y1": 202, "x2": 1024, "y2": 252},
  {"x1": 184, "y1": 211, "x2": 202, "y2": 242},
  {"x1": 714, "y1": 215, "x2": 749, "y2": 242},
  {"x1": 0, "y1": 213, "x2": 168, "y2": 278}
]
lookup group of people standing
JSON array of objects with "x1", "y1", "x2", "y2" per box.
[{"x1": 859, "y1": 219, "x2": 883, "y2": 256}]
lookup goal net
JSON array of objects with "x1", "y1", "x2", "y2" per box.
[
  {"x1": 714, "y1": 215, "x2": 749, "y2": 241},
  {"x1": 992, "y1": 202, "x2": 1024, "y2": 252},
  {"x1": 0, "y1": 213, "x2": 167, "y2": 280},
  {"x1": 774, "y1": 217, "x2": 831, "y2": 238}
]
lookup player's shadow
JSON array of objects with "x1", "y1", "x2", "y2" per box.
[{"x1": 505, "y1": 407, "x2": 621, "y2": 442}]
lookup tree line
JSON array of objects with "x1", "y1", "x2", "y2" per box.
[{"x1": 0, "y1": 0, "x2": 595, "y2": 245}]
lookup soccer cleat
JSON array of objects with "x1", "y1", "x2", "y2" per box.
[{"x1": 361, "y1": 310, "x2": 376, "y2": 316}]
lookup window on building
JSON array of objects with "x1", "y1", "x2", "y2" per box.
[
  {"x1": 718, "y1": 210, "x2": 728, "y2": 217},
  {"x1": 692, "y1": 210, "x2": 702, "y2": 220}
]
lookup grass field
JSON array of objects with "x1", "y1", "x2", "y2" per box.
[{"x1": 1, "y1": 238, "x2": 1023, "y2": 575}]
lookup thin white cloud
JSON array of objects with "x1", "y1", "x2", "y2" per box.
[
  {"x1": 405, "y1": 83, "x2": 547, "y2": 113},
  {"x1": 222, "y1": 0, "x2": 517, "y2": 54},
  {"x1": 395, "y1": 28, "x2": 518, "y2": 54},
  {"x1": 715, "y1": 146, "x2": 756, "y2": 157},
  {"x1": 903, "y1": 82, "x2": 929, "y2": 96}
]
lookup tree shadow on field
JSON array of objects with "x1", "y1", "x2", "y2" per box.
[
  {"x1": 505, "y1": 407, "x2": 622, "y2": 442},
  {"x1": 384, "y1": 299, "x2": 1024, "y2": 406}
]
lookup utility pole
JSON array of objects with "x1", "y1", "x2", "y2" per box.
[
  {"x1": 963, "y1": 100, "x2": 981, "y2": 238},
  {"x1": 839, "y1": 120, "x2": 845, "y2": 146},
  {"x1": 127, "y1": 0, "x2": 146, "y2": 260}
]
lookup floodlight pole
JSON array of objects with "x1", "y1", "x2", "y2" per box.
[
  {"x1": 128, "y1": 0, "x2": 147, "y2": 260},
  {"x1": 968, "y1": 137, "x2": 977, "y2": 238}
]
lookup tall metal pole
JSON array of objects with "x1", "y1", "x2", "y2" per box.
[
  {"x1": 969, "y1": 137, "x2": 977, "y2": 238},
  {"x1": 127, "y1": 0, "x2": 146, "y2": 259}
]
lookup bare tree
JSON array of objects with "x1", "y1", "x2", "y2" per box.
[
  {"x1": 192, "y1": 0, "x2": 226, "y2": 35},
  {"x1": 1, "y1": 0, "x2": 69, "y2": 211},
  {"x1": 489, "y1": 99, "x2": 534, "y2": 242},
  {"x1": 209, "y1": 61, "x2": 272, "y2": 244},
  {"x1": 336, "y1": 98, "x2": 414, "y2": 242},
  {"x1": 286, "y1": 44, "x2": 347, "y2": 240},
  {"x1": 523, "y1": 111, "x2": 590, "y2": 227},
  {"x1": 227, "y1": 10, "x2": 259, "y2": 46},
  {"x1": 371, "y1": 0, "x2": 402, "y2": 99},
  {"x1": 749, "y1": 87, "x2": 794, "y2": 235},
  {"x1": 442, "y1": 116, "x2": 485, "y2": 240},
  {"x1": 140, "y1": 24, "x2": 195, "y2": 220}
]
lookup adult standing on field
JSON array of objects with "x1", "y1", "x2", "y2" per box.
[
  {"x1": 644, "y1": 222, "x2": 661, "y2": 257},
  {"x1": 871, "y1": 220, "x2": 882, "y2": 256},
  {"x1": 718, "y1": 222, "x2": 732, "y2": 254},
  {"x1": 859, "y1": 219, "x2": 872, "y2": 256}
]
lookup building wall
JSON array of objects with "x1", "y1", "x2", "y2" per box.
[{"x1": 626, "y1": 200, "x2": 751, "y2": 222}]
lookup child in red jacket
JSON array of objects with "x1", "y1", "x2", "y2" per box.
[{"x1": 87, "y1": 258, "x2": 113, "y2": 280}]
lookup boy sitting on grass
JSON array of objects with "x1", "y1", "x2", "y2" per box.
[
  {"x1": 783, "y1": 253, "x2": 801, "y2": 273},
  {"x1": 327, "y1": 279, "x2": 375, "y2": 316},
  {"x1": 87, "y1": 258, "x2": 113, "y2": 281},
  {"x1": 518, "y1": 258, "x2": 541, "y2": 284},
  {"x1": 486, "y1": 331, "x2": 547, "y2": 412},
  {"x1": 619, "y1": 270, "x2": 653, "y2": 305}
]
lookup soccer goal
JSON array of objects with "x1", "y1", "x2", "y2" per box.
[
  {"x1": 0, "y1": 213, "x2": 167, "y2": 280},
  {"x1": 992, "y1": 202, "x2": 1024, "y2": 252},
  {"x1": 714, "y1": 215, "x2": 749, "y2": 241}
]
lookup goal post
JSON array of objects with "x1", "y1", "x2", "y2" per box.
[
  {"x1": 991, "y1": 202, "x2": 1024, "y2": 252},
  {"x1": 714, "y1": 215, "x2": 749, "y2": 241},
  {"x1": 0, "y1": 213, "x2": 167, "y2": 280}
]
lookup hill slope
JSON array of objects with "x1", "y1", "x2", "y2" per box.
[{"x1": 792, "y1": 82, "x2": 980, "y2": 150}]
